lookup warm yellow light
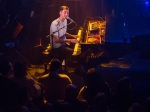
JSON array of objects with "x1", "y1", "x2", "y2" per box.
[{"x1": 47, "y1": 46, "x2": 50, "y2": 48}]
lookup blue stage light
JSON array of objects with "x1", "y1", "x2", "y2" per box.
[{"x1": 146, "y1": 1, "x2": 149, "y2": 5}]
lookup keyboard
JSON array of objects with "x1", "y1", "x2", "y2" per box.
[{"x1": 72, "y1": 29, "x2": 82, "y2": 56}]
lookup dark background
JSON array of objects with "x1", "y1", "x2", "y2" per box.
[
  {"x1": 1, "y1": 0, "x2": 150, "y2": 45},
  {"x1": 0, "y1": 0, "x2": 150, "y2": 63}
]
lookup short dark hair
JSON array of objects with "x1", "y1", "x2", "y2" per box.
[
  {"x1": 60, "y1": 6, "x2": 69, "y2": 11},
  {"x1": 50, "y1": 59, "x2": 61, "y2": 72}
]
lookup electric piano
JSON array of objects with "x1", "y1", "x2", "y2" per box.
[
  {"x1": 72, "y1": 17, "x2": 132, "y2": 64},
  {"x1": 71, "y1": 17, "x2": 108, "y2": 64},
  {"x1": 72, "y1": 17, "x2": 106, "y2": 55}
]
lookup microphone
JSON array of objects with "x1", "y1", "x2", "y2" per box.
[{"x1": 67, "y1": 17, "x2": 76, "y2": 23}]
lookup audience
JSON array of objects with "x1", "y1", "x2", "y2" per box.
[
  {"x1": 0, "y1": 58, "x2": 150, "y2": 112},
  {"x1": 54, "y1": 84, "x2": 89, "y2": 112},
  {"x1": 87, "y1": 92, "x2": 113, "y2": 112},
  {"x1": 38, "y1": 59, "x2": 72, "y2": 104},
  {"x1": 109, "y1": 76, "x2": 133, "y2": 112},
  {"x1": 77, "y1": 68, "x2": 111, "y2": 108},
  {"x1": 128, "y1": 103, "x2": 143, "y2": 112},
  {"x1": 11, "y1": 86, "x2": 30, "y2": 112},
  {"x1": 0, "y1": 59, "x2": 30, "y2": 111},
  {"x1": 11, "y1": 61, "x2": 41, "y2": 100},
  {"x1": 10, "y1": 61, "x2": 42, "y2": 111}
]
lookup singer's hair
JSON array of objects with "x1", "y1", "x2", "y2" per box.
[{"x1": 60, "y1": 6, "x2": 69, "y2": 11}]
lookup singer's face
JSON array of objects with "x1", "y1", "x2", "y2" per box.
[{"x1": 59, "y1": 9, "x2": 69, "y2": 20}]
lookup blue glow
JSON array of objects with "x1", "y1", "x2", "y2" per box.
[
  {"x1": 124, "y1": 23, "x2": 126, "y2": 26},
  {"x1": 146, "y1": 2, "x2": 149, "y2": 5}
]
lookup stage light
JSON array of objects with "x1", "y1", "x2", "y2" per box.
[{"x1": 146, "y1": 1, "x2": 149, "y2": 5}]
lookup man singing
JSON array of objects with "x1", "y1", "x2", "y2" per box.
[{"x1": 50, "y1": 5, "x2": 78, "y2": 66}]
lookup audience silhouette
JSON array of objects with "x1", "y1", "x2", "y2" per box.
[
  {"x1": 0, "y1": 59, "x2": 30, "y2": 111},
  {"x1": 77, "y1": 68, "x2": 111, "y2": 108},
  {"x1": 38, "y1": 59, "x2": 72, "y2": 104},
  {"x1": 54, "y1": 84, "x2": 89, "y2": 112},
  {"x1": 11, "y1": 61, "x2": 41, "y2": 100},
  {"x1": 109, "y1": 76, "x2": 133, "y2": 112},
  {"x1": 0, "y1": 58, "x2": 150, "y2": 112}
]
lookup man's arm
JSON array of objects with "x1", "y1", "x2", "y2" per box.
[
  {"x1": 53, "y1": 35, "x2": 73, "y2": 43},
  {"x1": 66, "y1": 32, "x2": 80, "y2": 39},
  {"x1": 50, "y1": 21, "x2": 73, "y2": 43}
]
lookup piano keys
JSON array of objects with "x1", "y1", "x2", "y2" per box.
[{"x1": 72, "y1": 29, "x2": 82, "y2": 56}]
